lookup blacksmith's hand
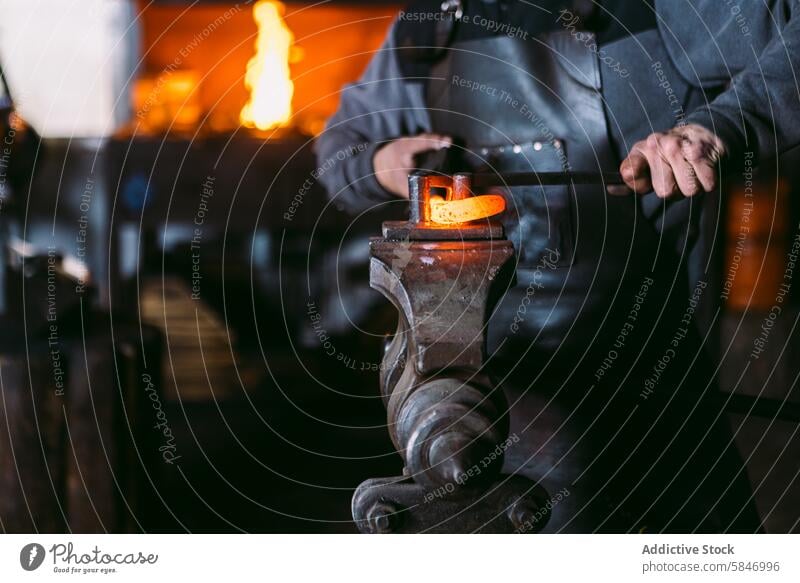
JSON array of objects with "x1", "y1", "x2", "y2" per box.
[
  {"x1": 615, "y1": 124, "x2": 726, "y2": 198},
  {"x1": 373, "y1": 133, "x2": 452, "y2": 198}
]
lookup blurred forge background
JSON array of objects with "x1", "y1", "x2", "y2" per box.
[
  {"x1": 0, "y1": 0, "x2": 403, "y2": 534},
  {"x1": 0, "y1": 0, "x2": 796, "y2": 534}
]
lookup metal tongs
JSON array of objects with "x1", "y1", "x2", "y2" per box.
[{"x1": 410, "y1": 171, "x2": 625, "y2": 224}]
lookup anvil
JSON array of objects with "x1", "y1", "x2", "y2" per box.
[{"x1": 351, "y1": 171, "x2": 553, "y2": 534}]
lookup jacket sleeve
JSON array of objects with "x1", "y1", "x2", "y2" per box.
[
  {"x1": 658, "y1": 0, "x2": 800, "y2": 164},
  {"x1": 314, "y1": 19, "x2": 430, "y2": 214}
]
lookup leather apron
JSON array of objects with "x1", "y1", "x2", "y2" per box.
[{"x1": 425, "y1": 31, "x2": 759, "y2": 532}]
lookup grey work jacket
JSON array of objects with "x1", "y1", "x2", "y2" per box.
[{"x1": 316, "y1": 0, "x2": 799, "y2": 215}]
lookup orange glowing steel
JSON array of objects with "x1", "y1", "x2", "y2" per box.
[
  {"x1": 240, "y1": 1, "x2": 294, "y2": 131},
  {"x1": 429, "y1": 195, "x2": 506, "y2": 225}
]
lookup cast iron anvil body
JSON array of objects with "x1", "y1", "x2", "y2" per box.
[{"x1": 352, "y1": 172, "x2": 550, "y2": 534}]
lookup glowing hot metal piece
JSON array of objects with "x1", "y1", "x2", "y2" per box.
[{"x1": 429, "y1": 194, "x2": 506, "y2": 225}]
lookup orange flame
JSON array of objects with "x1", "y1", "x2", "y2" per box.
[
  {"x1": 429, "y1": 195, "x2": 506, "y2": 225},
  {"x1": 240, "y1": 1, "x2": 294, "y2": 131}
]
